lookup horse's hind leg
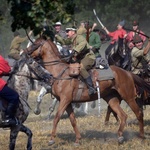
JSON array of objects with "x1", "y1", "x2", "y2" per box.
[
  {"x1": 126, "y1": 99, "x2": 144, "y2": 138},
  {"x1": 108, "y1": 98, "x2": 127, "y2": 144},
  {"x1": 105, "y1": 106, "x2": 119, "y2": 125}
]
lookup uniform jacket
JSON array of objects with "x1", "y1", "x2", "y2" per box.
[
  {"x1": 126, "y1": 31, "x2": 146, "y2": 49},
  {"x1": 88, "y1": 32, "x2": 101, "y2": 49},
  {"x1": 10, "y1": 36, "x2": 27, "y2": 51},
  {"x1": 72, "y1": 34, "x2": 95, "y2": 60},
  {"x1": 0, "y1": 55, "x2": 11, "y2": 90},
  {"x1": 131, "y1": 47, "x2": 150, "y2": 74},
  {"x1": 126, "y1": 30, "x2": 146, "y2": 43},
  {"x1": 108, "y1": 28, "x2": 127, "y2": 44}
]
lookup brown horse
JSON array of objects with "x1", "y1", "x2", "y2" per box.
[
  {"x1": 105, "y1": 62, "x2": 150, "y2": 124},
  {"x1": 24, "y1": 38, "x2": 150, "y2": 145}
]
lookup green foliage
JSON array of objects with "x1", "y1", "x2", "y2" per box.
[
  {"x1": 7, "y1": 0, "x2": 75, "y2": 35},
  {"x1": 6, "y1": 0, "x2": 150, "y2": 33}
]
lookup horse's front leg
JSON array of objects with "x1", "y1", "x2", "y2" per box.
[
  {"x1": 49, "y1": 99, "x2": 70, "y2": 145},
  {"x1": 9, "y1": 126, "x2": 20, "y2": 150},
  {"x1": 34, "y1": 86, "x2": 48, "y2": 115},
  {"x1": 66, "y1": 103, "x2": 81, "y2": 146},
  {"x1": 20, "y1": 124, "x2": 33, "y2": 150}
]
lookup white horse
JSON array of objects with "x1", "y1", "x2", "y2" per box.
[{"x1": 0, "y1": 53, "x2": 52, "y2": 149}]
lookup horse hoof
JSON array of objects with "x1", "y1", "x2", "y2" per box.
[
  {"x1": 34, "y1": 108, "x2": 41, "y2": 115},
  {"x1": 118, "y1": 136, "x2": 124, "y2": 144},
  {"x1": 74, "y1": 142, "x2": 80, "y2": 147},
  {"x1": 48, "y1": 140, "x2": 55, "y2": 146}
]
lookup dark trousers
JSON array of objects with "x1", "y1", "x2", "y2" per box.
[
  {"x1": 105, "y1": 44, "x2": 114, "y2": 60},
  {"x1": 0, "y1": 85, "x2": 19, "y2": 106}
]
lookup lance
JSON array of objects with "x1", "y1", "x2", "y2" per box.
[{"x1": 93, "y1": 9, "x2": 105, "y2": 28}]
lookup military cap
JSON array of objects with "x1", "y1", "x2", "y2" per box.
[
  {"x1": 118, "y1": 20, "x2": 125, "y2": 27},
  {"x1": 14, "y1": 31, "x2": 20, "y2": 37},
  {"x1": 133, "y1": 34, "x2": 143, "y2": 43},
  {"x1": 54, "y1": 22, "x2": 62, "y2": 26},
  {"x1": 132, "y1": 20, "x2": 139, "y2": 26},
  {"x1": 66, "y1": 27, "x2": 76, "y2": 32}
]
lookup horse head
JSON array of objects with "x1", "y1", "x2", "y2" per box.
[{"x1": 25, "y1": 37, "x2": 62, "y2": 62}]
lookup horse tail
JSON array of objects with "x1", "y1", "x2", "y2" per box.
[{"x1": 130, "y1": 73, "x2": 150, "y2": 93}]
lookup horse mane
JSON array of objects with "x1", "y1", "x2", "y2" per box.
[
  {"x1": 130, "y1": 73, "x2": 150, "y2": 93},
  {"x1": 47, "y1": 39, "x2": 62, "y2": 59}
]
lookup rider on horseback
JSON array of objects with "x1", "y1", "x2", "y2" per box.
[
  {"x1": 0, "y1": 55, "x2": 19, "y2": 126},
  {"x1": 103, "y1": 20, "x2": 127, "y2": 60},
  {"x1": 66, "y1": 27, "x2": 96, "y2": 95}
]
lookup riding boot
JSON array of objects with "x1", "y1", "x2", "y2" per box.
[
  {"x1": 85, "y1": 76, "x2": 97, "y2": 95},
  {"x1": 2, "y1": 103, "x2": 19, "y2": 126}
]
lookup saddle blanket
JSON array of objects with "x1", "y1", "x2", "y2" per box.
[{"x1": 95, "y1": 67, "x2": 114, "y2": 81}]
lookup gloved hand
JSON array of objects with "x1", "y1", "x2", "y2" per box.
[
  {"x1": 72, "y1": 50, "x2": 78, "y2": 57},
  {"x1": 42, "y1": 73, "x2": 53, "y2": 83}
]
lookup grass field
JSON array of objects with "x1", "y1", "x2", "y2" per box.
[{"x1": 0, "y1": 91, "x2": 150, "y2": 150}]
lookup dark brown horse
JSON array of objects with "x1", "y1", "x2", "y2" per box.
[{"x1": 24, "y1": 38, "x2": 150, "y2": 145}]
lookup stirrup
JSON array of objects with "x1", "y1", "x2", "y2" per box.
[{"x1": 1, "y1": 117, "x2": 19, "y2": 127}]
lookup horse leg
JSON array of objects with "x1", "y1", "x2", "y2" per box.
[
  {"x1": 10, "y1": 125, "x2": 32, "y2": 150},
  {"x1": 9, "y1": 127, "x2": 20, "y2": 150},
  {"x1": 19, "y1": 124, "x2": 33, "y2": 150},
  {"x1": 126, "y1": 100, "x2": 144, "y2": 138},
  {"x1": 91, "y1": 101, "x2": 96, "y2": 109},
  {"x1": 48, "y1": 98, "x2": 58, "y2": 119},
  {"x1": 49, "y1": 100, "x2": 71, "y2": 145},
  {"x1": 34, "y1": 86, "x2": 48, "y2": 115},
  {"x1": 83, "y1": 102, "x2": 88, "y2": 114},
  {"x1": 108, "y1": 98, "x2": 127, "y2": 144},
  {"x1": 65, "y1": 103, "x2": 81, "y2": 145},
  {"x1": 105, "y1": 106, "x2": 120, "y2": 124}
]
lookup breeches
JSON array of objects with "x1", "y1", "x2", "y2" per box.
[
  {"x1": 80, "y1": 56, "x2": 95, "y2": 78},
  {"x1": 0, "y1": 85, "x2": 19, "y2": 106},
  {"x1": 8, "y1": 49, "x2": 20, "y2": 60},
  {"x1": 105, "y1": 44, "x2": 114, "y2": 59}
]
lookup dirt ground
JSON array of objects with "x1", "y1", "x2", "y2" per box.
[{"x1": 0, "y1": 91, "x2": 150, "y2": 150}]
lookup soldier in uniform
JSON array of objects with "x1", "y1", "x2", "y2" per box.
[
  {"x1": 131, "y1": 34, "x2": 150, "y2": 106},
  {"x1": 66, "y1": 27, "x2": 96, "y2": 95},
  {"x1": 126, "y1": 20, "x2": 146, "y2": 50},
  {"x1": 54, "y1": 22, "x2": 71, "y2": 56},
  {"x1": 131, "y1": 34, "x2": 150, "y2": 75},
  {"x1": 86, "y1": 24, "x2": 101, "y2": 57},
  {"x1": 8, "y1": 30, "x2": 32, "y2": 60}
]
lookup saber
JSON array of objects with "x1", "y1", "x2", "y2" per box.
[{"x1": 93, "y1": 9, "x2": 104, "y2": 28}]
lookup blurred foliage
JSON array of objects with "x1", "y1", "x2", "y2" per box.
[
  {"x1": 7, "y1": 0, "x2": 75, "y2": 35},
  {"x1": 6, "y1": 0, "x2": 150, "y2": 34}
]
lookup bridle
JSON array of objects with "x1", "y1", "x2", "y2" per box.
[{"x1": 26, "y1": 39, "x2": 73, "y2": 80}]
